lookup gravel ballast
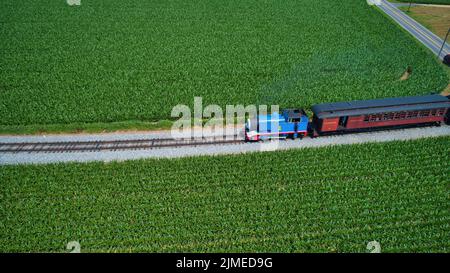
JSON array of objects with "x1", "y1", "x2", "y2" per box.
[{"x1": 0, "y1": 125, "x2": 449, "y2": 165}]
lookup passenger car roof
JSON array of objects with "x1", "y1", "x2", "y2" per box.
[{"x1": 311, "y1": 94, "x2": 450, "y2": 119}]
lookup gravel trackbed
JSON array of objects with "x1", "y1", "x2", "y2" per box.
[{"x1": 0, "y1": 125, "x2": 449, "y2": 165}]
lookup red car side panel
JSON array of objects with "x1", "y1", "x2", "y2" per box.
[
  {"x1": 346, "y1": 115, "x2": 444, "y2": 129},
  {"x1": 320, "y1": 118, "x2": 339, "y2": 132}
]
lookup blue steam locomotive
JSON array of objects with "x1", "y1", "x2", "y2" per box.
[{"x1": 245, "y1": 109, "x2": 309, "y2": 141}]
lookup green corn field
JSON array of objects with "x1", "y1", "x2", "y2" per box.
[
  {"x1": 0, "y1": 0, "x2": 447, "y2": 129},
  {"x1": 1, "y1": 137, "x2": 448, "y2": 252}
]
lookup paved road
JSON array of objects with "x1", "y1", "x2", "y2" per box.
[{"x1": 377, "y1": 0, "x2": 449, "y2": 60}]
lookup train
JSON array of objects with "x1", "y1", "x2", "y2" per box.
[{"x1": 245, "y1": 94, "x2": 450, "y2": 141}]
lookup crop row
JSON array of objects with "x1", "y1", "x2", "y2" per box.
[
  {"x1": 0, "y1": 136, "x2": 449, "y2": 252},
  {"x1": 0, "y1": 0, "x2": 448, "y2": 127}
]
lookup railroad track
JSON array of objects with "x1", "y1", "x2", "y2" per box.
[{"x1": 0, "y1": 135, "x2": 243, "y2": 153}]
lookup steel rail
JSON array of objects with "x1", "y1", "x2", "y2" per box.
[{"x1": 0, "y1": 135, "x2": 243, "y2": 153}]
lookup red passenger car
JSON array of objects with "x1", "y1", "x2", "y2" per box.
[{"x1": 311, "y1": 94, "x2": 450, "y2": 136}]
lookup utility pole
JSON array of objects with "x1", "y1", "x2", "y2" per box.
[
  {"x1": 438, "y1": 27, "x2": 450, "y2": 59},
  {"x1": 407, "y1": 2, "x2": 412, "y2": 12}
]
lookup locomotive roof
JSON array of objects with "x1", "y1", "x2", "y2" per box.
[
  {"x1": 283, "y1": 109, "x2": 307, "y2": 119},
  {"x1": 311, "y1": 94, "x2": 450, "y2": 118}
]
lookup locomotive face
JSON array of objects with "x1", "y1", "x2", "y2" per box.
[{"x1": 245, "y1": 118, "x2": 259, "y2": 141}]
